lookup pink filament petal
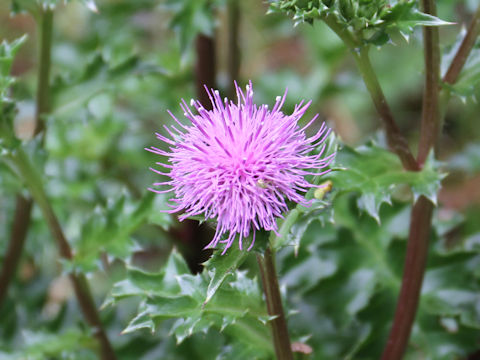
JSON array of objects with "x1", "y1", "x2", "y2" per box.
[{"x1": 147, "y1": 82, "x2": 335, "y2": 254}]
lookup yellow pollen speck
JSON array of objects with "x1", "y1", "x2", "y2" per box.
[{"x1": 257, "y1": 179, "x2": 268, "y2": 189}]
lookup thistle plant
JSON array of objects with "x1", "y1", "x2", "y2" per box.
[{"x1": 1, "y1": 1, "x2": 480, "y2": 359}]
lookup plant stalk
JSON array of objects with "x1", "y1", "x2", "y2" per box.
[
  {"x1": 382, "y1": 1, "x2": 440, "y2": 358},
  {"x1": 381, "y1": 196, "x2": 433, "y2": 360},
  {"x1": 0, "y1": 7, "x2": 54, "y2": 309},
  {"x1": 323, "y1": 16, "x2": 418, "y2": 171},
  {"x1": 227, "y1": 0, "x2": 240, "y2": 99},
  {"x1": 257, "y1": 246, "x2": 293, "y2": 360},
  {"x1": 439, "y1": 4, "x2": 480, "y2": 127},
  {"x1": 6, "y1": 148, "x2": 117, "y2": 360},
  {"x1": 0, "y1": 195, "x2": 33, "y2": 308},
  {"x1": 443, "y1": 5, "x2": 480, "y2": 85},
  {"x1": 417, "y1": 0, "x2": 441, "y2": 165},
  {"x1": 34, "y1": 7, "x2": 53, "y2": 135},
  {"x1": 177, "y1": 24, "x2": 218, "y2": 272},
  {"x1": 195, "y1": 33, "x2": 216, "y2": 109},
  {"x1": 351, "y1": 47, "x2": 419, "y2": 171}
]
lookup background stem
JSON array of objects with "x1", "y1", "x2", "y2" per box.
[
  {"x1": 7, "y1": 148, "x2": 117, "y2": 360},
  {"x1": 175, "y1": 19, "x2": 218, "y2": 273},
  {"x1": 227, "y1": 0, "x2": 240, "y2": 99},
  {"x1": 352, "y1": 47, "x2": 419, "y2": 171},
  {"x1": 382, "y1": 1, "x2": 441, "y2": 358},
  {"x1": 34, "y1": 7, "x2": 53, "y2": 135},
  {"x1": 381, "y1": 196, "x2": 433, "y2": 360},
  {"x1": 0, "y1": 7, "x2": 54, "y2": 310},
  {"x1": 0, "y1": 195, "x2": 33, "y2": 308},
  {"x1": 417, "y1": 0, "x2": 440, "y2": 165},
  {"x1": 257, "y1": 247, "x2": 293, "y2": 360},
  {"x1": 323, "y1": 16, "x2": 418, "y2": 171},
  {"x1": 195, "y1": 33, "x2": 216, "y2": 108},
  {"x1": 443, "y1": 5, "x2": 480, "y2": 85}
]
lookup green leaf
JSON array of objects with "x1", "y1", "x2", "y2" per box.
[
  {"x1": 382, "y1": 2, "x2": 454, "y2": 33},
  {"x1": 51, "y1": 53, "x2": 166, "y2": 116},
  {"x1": 447, "y1": 46, "x2": 480, "y2": 101},
  {"x1": 107, "y1": 249, "x2": 272, "y2": 354},
  {"x1": 203, "y1": 244, "x2": 250, "y2": 305},
  {"x1": 284, "y1": 192, "x2": 480, "y2": 359},
  {"x1": 0, "y1": 329, "x2": 96, "y2": 359},
  {"x1": 326, "y1": 142, "x2": 445, "y2": 222},
  {"x1": 161, "y1": 0, "x2": 223, "y2": 61},
  {"x1": 0, "y1": 35, "x2": 27, "y2": 101},
  {"x1": 278, "y1": 200, "x2": 406, "y2": 359},
  {"x1": 69, "y1": 192, "x2": 157, "y2": 272}
]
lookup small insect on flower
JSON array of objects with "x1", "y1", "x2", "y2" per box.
[{"x1": 147, "y1": 81, "x2": 335, "y2": 254}]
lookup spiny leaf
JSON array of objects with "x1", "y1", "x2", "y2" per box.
[
  {"x1": 382, "y1": 2, "x2": 454, "y2": 33},
  {"x1": 107, "y1": 250, "x2": 272, "y2": 353},
  {"x1": 203, "y1": 244, "x2": 250, "y2": 305},
  {"x1": 269, "y1": 0, "x2": 452, "y2": 47},
  {"x1": 0, "y1": 35, "x2": 27, "y2": 101},
  {"x1": 326, "y1": 143, "x2": 444, "y2": 222}
]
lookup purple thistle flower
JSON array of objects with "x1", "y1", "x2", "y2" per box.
[{"x1": 147, "y1": 82, "x2": 334, "y2": 254}]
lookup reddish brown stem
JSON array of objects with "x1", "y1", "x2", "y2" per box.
[
  {"x1": 70, "y1": 273, "x2": 117, "y2": 359},
  {"x1": 195, "y1": 33, "x2": 216, "y2": 108},
  {"x1": 0, "y1": 195, "x2": 33, "y2": 309},
  {"x1": 417, "y1": 1, "x2": 440, "y2": 165},
  {"x1": 174, "y1": 28, "x2": 218, "y2": 272},
  {"x1": 382, "y1": 1, "x2": 440, "y2": 358},
  {"x1": 381, "y1": 196, "x2": 434, "y2": 360},
  {"x1": 443, "y1": 5, "x2": 480, "y2": 85},
  {"x1": 227, "y1": 0, "x2": 241, "y2": 99},
  {"x1": 257, "y1": 247, "x2": 293, "y2": 360}
]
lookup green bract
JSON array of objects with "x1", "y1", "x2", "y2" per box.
[{"x1": 269, "y1": 0, "x2": 452, "y2": 46}]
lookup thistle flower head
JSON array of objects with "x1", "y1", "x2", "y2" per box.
[{"x1": 147, "y1": 82, "x2": 334, "y2": 253}]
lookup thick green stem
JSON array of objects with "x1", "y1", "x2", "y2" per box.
[
  {"x1": 6, "y1": 148, "x2": 117, "y2": 360},
  {"x1": 34, "y1": 7, "x2": 53, "y2": 135},
  {"x1": 257, "y1": 247, "x2": 293, "y2": 360}
]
